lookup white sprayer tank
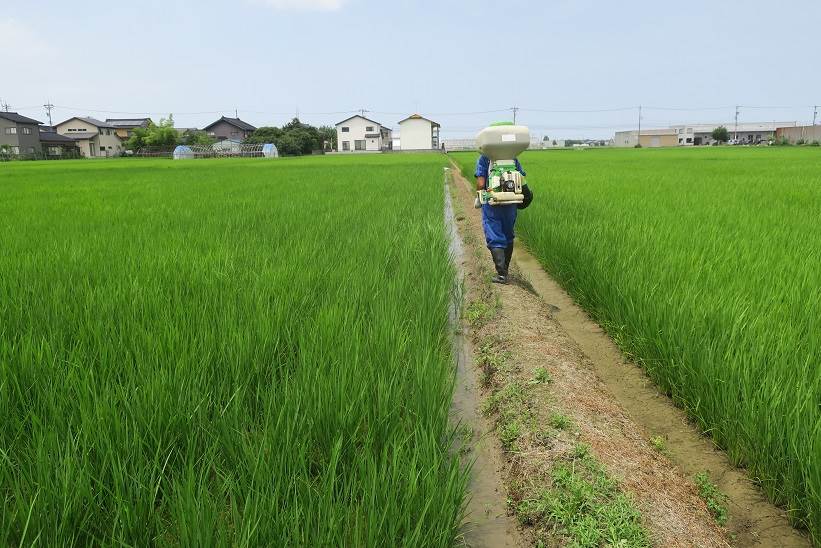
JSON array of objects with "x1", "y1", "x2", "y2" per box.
[{"x1": 476, "y1": 124, "x2": 530, "y2": 160}]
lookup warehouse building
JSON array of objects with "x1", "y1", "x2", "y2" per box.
[
  {"x1": 614, "y1": 129, "x2": 678, "y2": 148},
  {"x1": 775, "y1": 125, "x2": 821, "y2": 144},
  {"x1": 669, "y1": 122, "x2": 798, "y2": 145}
]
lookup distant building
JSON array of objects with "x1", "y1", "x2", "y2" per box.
[
  {"x1": 669, "y1": 122, "x2": 797, "y2": 145},
  {"x1": 442, "y1": 139, "x2": 476, "y2": 152},
  {"x1": 106, "y1": 118, "x2": 152, "y2": 140},
  {"x1": 396, "y1": 114, "x2": 440, "y2": 150},
  {"x1": 55, "y1": 117, "x2": 123, "y2": 157},
  {"x1": 542, "y1": 138, "x2": 567, "y2": 148},
  {"x1": 335, "y1": 115, "x2": 392, "y2": 152},
  {"x1": 775, "y1": 124, "x2": 821, "y2": 144},
  {"x1": 0, "y1": 112, "x2": 43, "y2": 156},
  {"x1": 614, "y1": 129, "x2": 678, "y2": 148},
  {"x1": 39, "y1": 126, "x2": 80, "y2": 158},
  {"x1": 203, "y1": 116, "x2": 256, "y2": 141}
]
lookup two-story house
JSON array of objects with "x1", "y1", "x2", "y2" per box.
[
  {"x1": 397, "y1": 114, "x2": 440, "y2": 150},
  {"x1": 0, "y1": 112, "x2": 43, "y2": 157},
  {"x1": 55, "y1": 116, "x2": 123, "y2": 157},
  {"x1": 335, "y1": 115, "x2": 392, "y2": 152},
  {"x1": 106, "y1": 118, "x2": 152, "y2": 140},
  {"x1": 202, "y1": 116, "x2": 256, "y2": 142}
]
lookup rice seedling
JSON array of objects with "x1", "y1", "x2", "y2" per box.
[
  {"x1": 454, "y1": 146, "x2": 821, "y2": 542},
  {"x1": 0, "y1": 154, "x2": 467, "y2": 546}
]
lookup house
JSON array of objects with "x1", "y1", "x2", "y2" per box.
[
  {"x1": 335, "y1": 115, "x2": 392, "y2": 152},
  {"x1": 39, "y1": 126, "x2": 80, "y2": 158},
  {"x1": 0, "y1": 112, "x2": 43, "y2": 157},
  {"x1": 613, "y1": 129, "x2": 678, "y2": 148},
  {"x1": 55, "y1": 117, "x2": 123, "y2": 157},
  {"x1": 396, "y1": 114, "x2": 440, "y2": 150},
  {"x1": 203, "y1": 116, "x2": 256, "y2": 141},
  {"x1": 105, "y1": 118, "x2": 152, "y2": 139}
]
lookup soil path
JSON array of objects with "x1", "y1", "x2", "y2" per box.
[
  {"x1": 446, "y1": 163, "x2": 809, "y2": 547},
  {"x1": 446, "y1": 181, "x2": 528, "y2": 547}
]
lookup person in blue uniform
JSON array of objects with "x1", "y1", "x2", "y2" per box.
[{"x1": 475, "y1": 155, "x2": 532, "y2": 284}]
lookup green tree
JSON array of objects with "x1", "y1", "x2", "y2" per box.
[
  {"x1": 179, "y1": 130, "x2": 216, "y2": 147},
  {"x1": 712, "y1": 126, "x2": 729, "y2": 143},
  {"x1": 244, "y1": 118, "x2": 324, "y2": 156},
  {"x1": 125, "y1": 115, "x2": 179, "y2": 150},
  {"x1": 244, "y1": 126, "x2": 284, "y2": 145},
  {"x1": 317, "y1": 125, "x2": 337, "y2": 151}
]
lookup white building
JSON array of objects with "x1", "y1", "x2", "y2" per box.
[
  {"x1": 396, "y1": 114, "x2": 440, "y2": 150},
  {"x1": 442, "y1": 139, "x2": 475, "y2": 152},
  {"x1": 613, "y1": 129, "x2": 678, "y2": 148},
  {"x1": 335, "y1": 115, "x2": 392, "y2": 152},
  {"x1": 55, "y1": 116, "x2": 123, "y2": 157},
  {"x1": 669, "y1": 122, "x2": 798, "y2": 145}
]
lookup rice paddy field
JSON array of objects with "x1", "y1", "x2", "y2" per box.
[
  {"x1": 455, "y1": 146, "x2": 821, "y2": 543},
  {"x1": 0, "y1": 155, "x2": 467, "y2": 545}
]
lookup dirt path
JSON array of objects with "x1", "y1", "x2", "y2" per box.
[
  {"x1": 446, "y1": 182, "x2": 528, "y2": 548},
  {"x1": 446, "y1": 164, "x2": 809, "y2": 547}
]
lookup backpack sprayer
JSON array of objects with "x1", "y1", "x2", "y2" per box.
[{"x1": 476, "y1": 122, "x2": 531, "y2": 206}]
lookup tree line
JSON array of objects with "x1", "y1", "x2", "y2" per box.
[{"x1": 125, "y1": 116, "x2": 336, "y2": 156}]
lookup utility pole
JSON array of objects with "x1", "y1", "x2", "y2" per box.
[
  {"x1": 813, "y1": 105, "x2": 818, "y2": 126},
  {"x1": 234, "y1": 108, "x2": 238, "y2": 118},
  {"x1": 734, "y1": 105, "x2": 740, "y2": 141},
  {"x1": 43, "y1": 100, "x2": 55, "y2": 126},
  {"x1": 637, "y1": 105, "x2": 642, "y2": 146},
  {"x1": 358, "y1": 108, "x2": 368, "y2": 117},
  {"x1": 0, "y1": 99, "x2": 9, "y2": 112},
  {"x1": 511, "y1": 106, "x2": 519, "y2": 124}
]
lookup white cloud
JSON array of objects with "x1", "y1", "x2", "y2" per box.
[{"x1": 254, "y1": 0, "x2": 345, "y2": 11}]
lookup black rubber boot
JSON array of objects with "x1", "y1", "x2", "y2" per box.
[
  {"x1": 490, "y1": 247, "x2": 508, "y2": 284},
  {"x1": 504, "y1": 244, "x2": 514, "y2": 272}
]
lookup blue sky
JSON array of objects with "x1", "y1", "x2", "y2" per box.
[{"x1": 3, "y1": 0, "x2": 820, "y2": 138}]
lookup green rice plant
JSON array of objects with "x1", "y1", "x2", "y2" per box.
[
  {"x1": 454, "y1": 147, "x2": 821, "y2": 542},
  {"x1": 0, "y1": 154, "x2": 467, "y2": 546}
]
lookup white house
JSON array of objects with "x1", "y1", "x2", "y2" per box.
[
  {"x1": 397, "y1": 114, "x2": 440, "y2": 150},
  {"x1": 55, "y1": 116, "x2": 123, "y2": 157},
  {"x1": 335, "y1": 115, "x2": 392, "y2": 152}
]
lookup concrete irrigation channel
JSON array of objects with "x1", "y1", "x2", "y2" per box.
[{"x1": 444, "y1": 164, "x2": 809, "y2": 547}]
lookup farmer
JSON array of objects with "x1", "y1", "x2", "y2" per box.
[{"x1": 475, "y1": 155, "x2": 532, "y2": 284}]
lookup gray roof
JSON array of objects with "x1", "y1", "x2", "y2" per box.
[
  {"x1": 105, "y1": 118, "x2": 152, "y2": 128},
  {"x1": 203, "y1": 116, "x2": 256, "y2": 132},
  {"x1": 335, "y1": 114, "x2": 384, "y2": 128},
  {"x1": 0, "y1": 112, "x2": 42, "y2": 125},
  {"x1": 39, "y1": 131, "x2": 76, "y2": 144},
  {"x1": 64, "y1": 131, "x2": 98, "y2": 140},
  {"x1": 57, "y1": 116, "x2": 116, "y2": 129}
]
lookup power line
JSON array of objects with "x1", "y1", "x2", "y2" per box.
[{"x1": 521, "y1": 106, "x2": 636, "y2": 113}]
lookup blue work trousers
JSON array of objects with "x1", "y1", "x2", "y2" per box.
[{"x1": 481, "y1": 203, "x2": 517, "y2": 248}]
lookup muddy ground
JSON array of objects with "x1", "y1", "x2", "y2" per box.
[{"x1": 446, "y1": 165, "x2": 808, "y2": 548}]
